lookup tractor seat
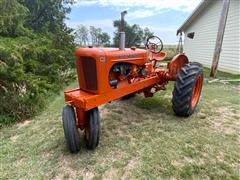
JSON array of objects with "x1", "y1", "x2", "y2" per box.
[{"x1": 149, "y1": 51, "x2": 167, "y2": 61}]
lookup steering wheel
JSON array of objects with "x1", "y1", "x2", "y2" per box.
[{"x1": 145, "y1": 36, "x2": 163, "y2": 53}]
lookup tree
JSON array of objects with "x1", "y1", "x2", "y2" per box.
[
  {"x1": 113, "y1": 20, "x2": 154, "y2": 48},
  {"x1": 98, "y1": 32, "x2": 111, "y2": 46},
  {"x1": 143, "y1": 27, "x2": 154, "y2": 43},
  {"x1": 75, "y1": 25, "x2": 89, "y2": 46},
  {"x1": 0, "y1": 0, "x2": 29, "y2": 37},
  {"x1": 89, "y1": 26, "x2": 111, "y2": 47},
  {"x1": 18, "y1": 0, "x2": 75, "y2": 49},
  {"x1": 128, "y1": 24, "x2": 143, "y2": 47},
  {"x1": 89, "y1": 26, "x2": 100, "y2": 46},
  {"x1": 18, "y1": 0, "x2": 74, "y2": 34},
  {"x1": 0, "y1": 0, "x2": 76, "y2": 124}
]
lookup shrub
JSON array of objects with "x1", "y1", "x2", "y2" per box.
[{"x1": 0, "y1": 36, "x2": 75, "y2": 126}]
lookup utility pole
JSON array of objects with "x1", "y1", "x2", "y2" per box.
[{"x1": 210, "y1": 0, "x2": 230, "y2": 78}]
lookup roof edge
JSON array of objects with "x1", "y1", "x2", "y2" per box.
[{"x1": 177, "y1": 0, "x2": 212, "y2": 35}]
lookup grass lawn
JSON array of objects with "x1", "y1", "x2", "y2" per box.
[{"x1": 0, "y1": 69, "x2": 239, "y2": 179}]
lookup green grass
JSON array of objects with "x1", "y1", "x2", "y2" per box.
[
  {"x1": 1, "y1": 70, "x2": 240, "y2": 179},
  {"x1": 203, "y1": 67, "x2": 240, "y2": 80}
]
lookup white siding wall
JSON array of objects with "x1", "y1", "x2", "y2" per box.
[
  {"x1": 219, "y1": 0, "x2": 240, "y2": 73},
  {"x1": 183, "y1": 0, "x2": 240, "y2": 74}
]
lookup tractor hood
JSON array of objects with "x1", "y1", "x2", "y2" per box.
[{"x1": 75, "y1": 47, "x2": 148, "y2": 63}]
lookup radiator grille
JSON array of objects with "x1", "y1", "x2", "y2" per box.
[{"x1": 80, "y1": 56, "x2": 97, "y2": 90}]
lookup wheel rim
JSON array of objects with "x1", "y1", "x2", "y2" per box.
[{"x1": 191, "y1": 75, "x2": 203, "y2": 108}]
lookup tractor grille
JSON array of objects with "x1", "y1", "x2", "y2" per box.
[{"x1": 79, "y1": 56, "x2": 97, "y2": 91}]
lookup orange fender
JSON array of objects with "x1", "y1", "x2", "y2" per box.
[{"x1": 168, "y1": 53, "x2": 189, "y2": 80}]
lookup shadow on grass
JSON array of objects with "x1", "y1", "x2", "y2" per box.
[{"x1": 131, "y1": 90, "x2": 175, "y2": 116}]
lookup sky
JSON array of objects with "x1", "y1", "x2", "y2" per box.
[{"x1": 66, "y1": 0, "x2": 202, "y2": 44}]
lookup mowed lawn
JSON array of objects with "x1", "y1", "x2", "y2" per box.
[{"x1": 1, "y1": 69, "x2": 239, "y2": 179}]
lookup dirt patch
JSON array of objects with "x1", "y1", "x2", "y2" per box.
[
  {"x1": 57, "y1": 155, "x2": 78, "y2": 179},
  {"x1": 211, "y1": 107, "x2": 240, "y2": 134},
  {"x1": 100, "y1": 107, "x2": 110, "y2": 119},
  {"x1": 171, "y1": 160, "x2": 184, "y2": 168},
  {"x1": 102, "y1": 167, "x2": 119, "y2": 179},
  {"x1": 17, "y1": 120, "x2": 31, "y2": 128},
  {"x1": 16, "y1": 158, "x2": 25, "y2": 167},
  {"x1": 42, "y1": 152, "x2": 50, "y2": 160},
  {"x1": 47, "y1": 128, "x2": 56, "y2": 135},
  {"x1": 121, "y1": 158, "x2": 140, "y2": 179},
  {"x1": 99, "y1": 102, "x2": 121, "y2": 118},
  {"x1": 197, "y1": 112, "x2": 207, "y2": 119},
  {"x1": 10, "y1": 135, "x2": 19, "y2": 142},
  {"x1": 55, "y1": 170, "x2": 95, "y2": 180},
  {"x1": 83, "y1": 171, "x2": 95, "y2": 180},
  {"x1": 98, "y1": 149, "x2": 126, "y2": 167},
  {"x1": 56, "y1": 155, "x2": 96, "y2": 179}
]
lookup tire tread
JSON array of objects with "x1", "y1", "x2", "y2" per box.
[{"x1": 172, "y1": 62, "x2": 203, "y2": 116}]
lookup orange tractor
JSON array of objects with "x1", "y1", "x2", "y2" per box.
[{"x1": 62, "y1": 11, "x2": 203, "y2": 153}]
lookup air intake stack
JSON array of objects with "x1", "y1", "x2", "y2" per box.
[{"x1": 119, "y1": 10, "x2": 127, "y2": 50}]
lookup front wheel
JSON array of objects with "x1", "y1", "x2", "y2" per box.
[
  {"x1": 172, "y1": 62, "x2": 203, "y2": 116},
  {"x1": 85, "y1": 107, "x2": 100, "y2": 150},
  {"x1": 62, "y1": 105, "x2": 80, "y2": 153}
]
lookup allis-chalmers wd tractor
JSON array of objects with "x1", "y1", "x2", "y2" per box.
[{"x1": 62, "y1": 11, "x2": 203, "y2": 153}]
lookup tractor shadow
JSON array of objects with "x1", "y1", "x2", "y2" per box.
[{"x1": 100, "y1": 92, "x2": 189, "y2": 131}]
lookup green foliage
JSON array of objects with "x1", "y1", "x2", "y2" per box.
[
  {"x1": 0, "y1": 36, "x2": 75, "y2": 125},
  {"x1": 143, "y1": 27, "x2": 154, "y2": 42},
  {"x1": 113, "y1": 20, "x2": 154, "y2": 48},
  {"x1": 98, "y1": 32, "x2": 111, "y2": 47},
  {"x1": 0, "y1": 0, "x2": 29, "y2": 37},
  {"x1": 18, "y1": 0, "x2": 73, "y2": 34},
  {"x1": 0, "y1": 0, "x2": 75, "y2": 125}
]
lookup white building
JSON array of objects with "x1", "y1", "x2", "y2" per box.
[{"x1": 177, "y1": 0, "x2": 240, "y2": 74}]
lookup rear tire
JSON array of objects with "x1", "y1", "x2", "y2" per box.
[
  {"x1": 62, "y1": 105, "x2": 80, "y2": 153},
  {"x1": 172, "y1": 62, "x2": 203, "y2": 116},
  {"x1": 85, "y1": 107, "x2": 100, "y2": 150}
]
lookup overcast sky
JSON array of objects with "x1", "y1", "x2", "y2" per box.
[{"x1": 66, "y1": 0, "x2": 202, "y2": 44}]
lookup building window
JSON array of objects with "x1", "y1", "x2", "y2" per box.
[{"x1": 187, "y1": 32, "x2": 195, "y2": 39}]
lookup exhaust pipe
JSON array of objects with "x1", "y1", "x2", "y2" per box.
[{"x1": 119, "y1": 10, "x2": 127, "y2": 50}]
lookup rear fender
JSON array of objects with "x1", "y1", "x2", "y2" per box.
[{"x1": 168, "y1": 53, "x2": 189, "y2": 80}]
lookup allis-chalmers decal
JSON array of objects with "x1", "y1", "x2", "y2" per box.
[{"x1": 118, "y1": 54, "x2": 137, "y2": 59}]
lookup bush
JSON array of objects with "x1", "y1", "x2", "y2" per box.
[
  {"x1": 0, "y1": 0, "x2": 76, "y2": 126},
  {"x1": 0, "y1": 36, "x2": 75, "y2": 126}
]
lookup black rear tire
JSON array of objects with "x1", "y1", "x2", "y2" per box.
[
  {"x1": 172, "y1": 62, "x2": 203, "y2": 117},
  {"x1": 62, "y1": 105, "x2": 80, "y2": 153},
  {"x1": 85, "y1": 107, "x2": 100, "y2": 150}
]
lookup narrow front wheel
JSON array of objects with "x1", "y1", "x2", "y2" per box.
[
  {"x1": 62, "y1": 105, "x2": 80, "y2": 153},
  {"x1": 85, "y1": 107, "x2": 100, "y2": 150}
]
